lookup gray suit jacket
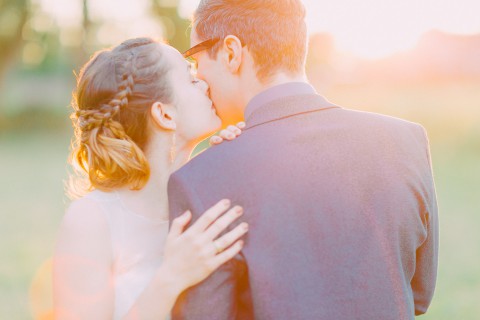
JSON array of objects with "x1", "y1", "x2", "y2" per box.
[{"x1": 168, "y1": 91, "x2": 438, "y2": 320}]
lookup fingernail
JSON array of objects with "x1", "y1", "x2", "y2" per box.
[
  {"x1": 227, "y1": 134, "x2": 235, "y2": 139},
  {"x1": 223, "y1": 199, "x2": 231, "y2": 207},
  {"x1": 242, "y1": 223, "x2": 249, "y2": 231},
  {"x1": 235, "y1": 206, "x2": 243, "y2": 215}
]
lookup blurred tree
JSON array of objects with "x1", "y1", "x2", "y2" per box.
[
  {"x1": 151, "y1": 0, "x2": 190, "y2": 52},
  {"x1": 0, "y1": 0, "x2": 29, "y2": 87},
  {"x1": 64, "y1": 0, "x2": 95, "y2": 66},
  {"x1": 80, "y1": 0, "x2": 92, "y2": 61}
]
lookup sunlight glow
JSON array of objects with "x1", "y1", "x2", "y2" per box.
[
  {"x1": 88, "y1": 0, "x2": 150, "y2": 21},
  {"x1": 35, "y1": 0, "x2": 82, "y2": 27},
  {"x1": 89, "y1": 0, "x2": 164, "y2": 45},
  {"x1": 181, "y1": 0, "x2": 480, "y2": 59},
  {"x1": 38, "y1": 0, "x2": 164, "y2": 46},
  {"x1": 302, "y1": 0, "x2": 480, "y2": 59},
  {"x1": 37, "y1": 0, "x2": 480, "y2": 58}
]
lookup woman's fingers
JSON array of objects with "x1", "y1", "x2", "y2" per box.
[
  {"x1": 187, "y1": 199, "x2": 231, "y2": 234},
  {"x1": 236, "y1": 122, "x2": 246, "y2": 129},
  {"x1": 167, "y1": 211, "x2": 191, "y2": 239},
  {"x1": 209, "y1": 128, "x2": 236, "y2": 145},
  {"x1": 219, "y1": 129, "x2": 236, "y2": 141},
  {"x1": 204, "y1": 206, "x2": 244, "y2": 240},
  {"x1": 227, "y1": 125, "x2": 242, "y2": 137},
  {"x1": 211, "y1": 240, "x2": 244, "y2": 270},
  {"x1": 210, "y1": 123, "x2": 245, "y2": 146},
  {"x1": 209, "y1": 135, "x2": 223, "y2": 145},
  {"x1": 211, "y1": 222, "x2": 248, "y2": 255}
]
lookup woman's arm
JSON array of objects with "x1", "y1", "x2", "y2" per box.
[
  {"x1": 53, "y1": 197, "x2": 247, "y2": 319},
  {"x1": 53, "y1": 198, "x2": 115, "y2": 319},
  {"x1": 124, "y1": 200, "x2": 248, "y2": 319}
]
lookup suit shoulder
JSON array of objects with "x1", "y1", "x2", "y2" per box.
[
  {"x1": 339, "y1": 108, "x2": 425, "y2": 133},
  {"x1": 172, "y1": 135, "x2": 249, "y2": 182},
  {"x1": 341, "y1": 107, "x2": 418, "y2": 125}
]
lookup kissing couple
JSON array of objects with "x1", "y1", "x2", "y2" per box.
[{"x1": 53, "y1": 0, "x2": 438, "y2": 319}]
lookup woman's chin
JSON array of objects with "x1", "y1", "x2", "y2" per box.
[{"x1": 213, "y1": 116, "x2": 222, "y2": 128}]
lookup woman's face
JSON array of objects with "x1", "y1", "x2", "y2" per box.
[{"x1": 162, "y1": 44, "x2": 222, "y2": 145}]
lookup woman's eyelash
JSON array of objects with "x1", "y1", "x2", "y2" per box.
[{"x1": 192, "y1": 80, "x2": 200, "y2": 84}]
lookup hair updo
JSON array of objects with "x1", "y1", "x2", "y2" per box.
[{"x1": 68, "y1": 38, "x2": 173, "y2": 197}]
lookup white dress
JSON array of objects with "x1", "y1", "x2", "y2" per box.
[{"x1": 85, "y1": 190, "x2": 170, "y2": 319}]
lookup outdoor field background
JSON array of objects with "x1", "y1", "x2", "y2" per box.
[{"x1": 1, "y1": 0, "x2": 479, "y2": 319}]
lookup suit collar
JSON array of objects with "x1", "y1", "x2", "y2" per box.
[
  {"x1": 245, "y1": 82, "x2": 317, "y2": 120},
  {"x1": 245, "y1": 88, "x2": 340, "y2": 130}
]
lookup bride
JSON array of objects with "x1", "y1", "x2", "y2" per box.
[{"x1": 53, "y1": 38, "x2": 248, "y2": 319}]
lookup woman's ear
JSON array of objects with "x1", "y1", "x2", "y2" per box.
[
  {"x1": 150, "y1": 101, "x2": 177, "y2": 130},
  {"x1": 221, "y1": 35, "x2": 243, "y2": 73}
]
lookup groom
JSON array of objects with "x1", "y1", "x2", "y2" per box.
[{"x1": 168, "y1": 0, "x2": 438, "y2": 319}]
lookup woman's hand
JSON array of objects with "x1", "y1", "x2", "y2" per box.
[
  {"x1": 124, "y1": 201, "x2": 247, "y2": 319},
  {"x1": 161, "y1": 199, "x2": 248, "y2": 293},
  {"x1": 209, "y1": 122, "x2": 246, "y2": 145}
]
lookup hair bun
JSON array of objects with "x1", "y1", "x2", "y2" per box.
[{"x1": 68, "y1": 37, "x2": 173, "y2": 197}]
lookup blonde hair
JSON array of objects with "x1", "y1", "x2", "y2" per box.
[{"x1": 68, "y1": 38, "x2": 173, "y2": 198}]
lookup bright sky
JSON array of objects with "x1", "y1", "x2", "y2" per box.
[
  {"x1": 300, "y1": 0, "x2": 480, "y2": 58},
  {"x1": 181, "y1": 0, "x2": 480, "y2": 59},
  {"x1": 37, "y1": 0, "x2": 480, "y2": 59}
]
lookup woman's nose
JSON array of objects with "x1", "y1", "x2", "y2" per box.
[{"x1": 198, "y1": 79, "x2": 210, "y2": 94}]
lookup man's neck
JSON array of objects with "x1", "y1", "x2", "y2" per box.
[{"x1": 241, "y1": 73, "x2": 309, "y2": 113}]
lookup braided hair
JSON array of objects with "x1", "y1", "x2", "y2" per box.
[{"x1": 68, "y1": 38, "x2": 173, "y2": 197}]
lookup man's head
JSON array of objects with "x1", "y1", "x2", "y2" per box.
[{"x1": 187, "y1": 0, "x2": 308, "y2": 125}]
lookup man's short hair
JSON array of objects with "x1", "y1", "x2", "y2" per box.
[{"x1": 194, "y1": 0, "x2": 307, "y2": 81}]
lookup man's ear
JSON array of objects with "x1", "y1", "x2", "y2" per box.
[
  {"x1": 221, "y1": 35, "x2": 243, "y2": 73},
  {"x1": 150, "y1": 101, "x2": 177, "y2": 130}
]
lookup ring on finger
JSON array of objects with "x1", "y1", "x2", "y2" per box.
[{"x1": 213, "y1": 240, "x2": 223, "y2": 254}]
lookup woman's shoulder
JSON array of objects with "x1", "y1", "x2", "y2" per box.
[
  {"x1": 54, "y1": 192, "x2": 114, "y2": 309},
  {"x1": 57, "y1": 191, "x2": 113, "y2": 260},
  {"x1": 65, "y1": 191, "x2": 111, "y2": 225},
  {"x1": 82, "y1": 189, "x2": 118, "y2": 202},
  {"x1": 65, "y1": 190, "x2": 117, "y2": 222}
]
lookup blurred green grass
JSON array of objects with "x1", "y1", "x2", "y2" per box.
[
  {"x1": 0, "y1": 130, "x2": 71, "y2": 319},
  {"x1": 0, "y1": 82, "x2": 479, "y2": 319}
]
